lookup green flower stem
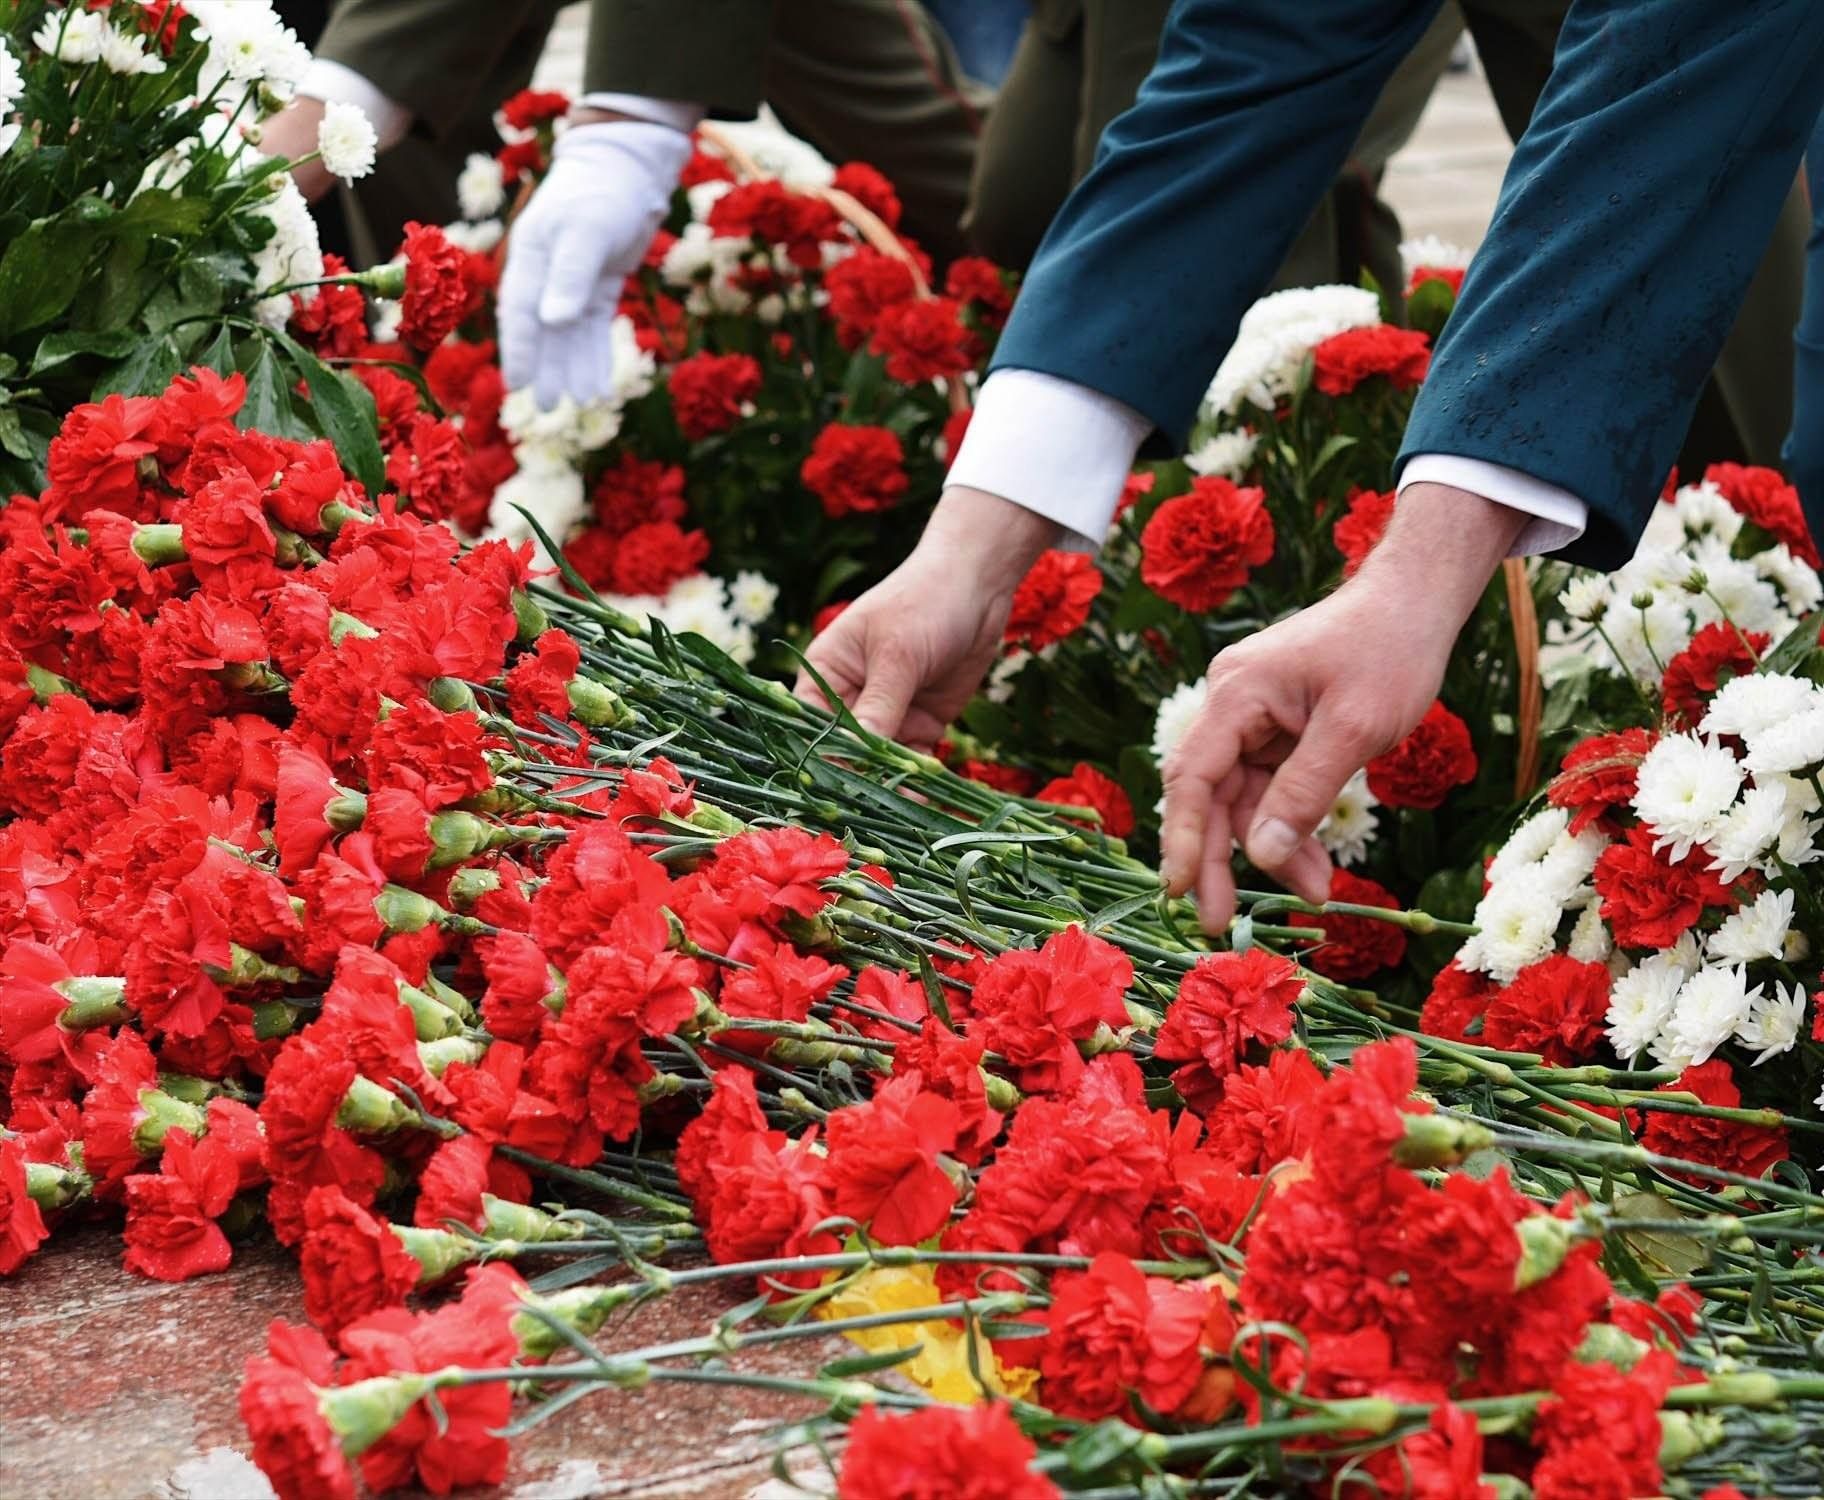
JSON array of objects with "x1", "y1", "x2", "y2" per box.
[{"x1": 497, "y1": 1146, "x2": 695, "y2": 1221}]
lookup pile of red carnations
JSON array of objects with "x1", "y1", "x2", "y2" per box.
[{"x1": 4, "y1": 366, "x2": 1822, "y2": 1499}]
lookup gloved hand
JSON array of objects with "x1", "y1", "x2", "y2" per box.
[{"x1": 499, "y1": 120, "x2": 692, "y2": 410}]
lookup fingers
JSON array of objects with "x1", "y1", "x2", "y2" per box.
[
  {"x1": 1160, "y1": 715, "x2": 1240, "y2": 899},
  {"x1": 1195, "y1": 789, "x2": 1235, "y2": 937},
  {"x1": 497, "y1": 222, "x2": 551, "y2": 394},
  {"x1": 539, "y1": 227, "x2": 614, "y2": 326},
  {"x1": 1242, "y1": 696, "x2": 1373, "y2": 890},
  {"x1": 850, "y1": 642, "x2": 920, "y2": 740}
]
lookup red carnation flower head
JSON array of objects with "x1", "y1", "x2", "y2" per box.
[
  {"x1": 397, "y1": 222, "x2": 469, "y2": 351},
  {"x1": 604, "y1": 518, "x2": 711, "y2": 596},
  {"x1": 824, "y1": 1074, "x2": 960, "y2": 1245},
  {"x1": 970, "y1": 926, "x2": 1133, "y2": 1095},
  {"x1": 1660, "y1": 620, "x2": 1769, "y2": 725},
  {"x1": 1331, "y1": 486, "x2": 1395, "y2": 575},
  {"x1": 122, "y1": 1126, "x2": 240, "y2": 1282},
  {"x1": 893, "y1": 1018, "x2": 1004, "y2": 1164},
  {"x1": 1639, "y1": 1060, "x2": 1788, "y2": 1181},
  {"x1": 298, "y1": 1184, "x2": 423, "y2": 1336},
  {"x1": 837, "y1": 1402, "x2": 1059, "y2": 1500},
  {"x1": 1153, "y1": 948, "x2": 1303, "y2": 1112},
  {"x1": 591, "y1": 451, "x2": 687, "y2": 533},
  {"x1": 673, "y1": 1065, "x2": 774, "y2": 1208},
  {"x1": 0, "y1": 1136, "x2": 50, "y2": 1276},
  {"x1": 1593, "y1": 823, "x2": 1735, "y2": 950},
  {"x1": 1703, "y1": 461, "x2": 1822, "y2": 566},
  {"x1": 1035, "y1": 762, "x2": 1135, "y2": 838},
  {"x1": 1291, "y1": 868, "x2": 1408, "y2": 982},
  {"x1": 944, "y1": 255, "x2": 1015, "y2": 327},
  {"x1": 1532, "y1": 1351, "x2": 1679, "y2": 1500},
  {"x1": 801, "y1": 423, "x2": 909, "y2": 518},
  {"x1": 831, "y1": 161, "x2": 903, "y2": 229},
  {"x1": 43, "y1": 393, "x2": 159, "y2": 522},
  {"x1": 1419, "y1": 960, "x2": 1498, "y2": 1043},
  {"x1": 1038, "y1": 1251, "x2": 1215, "y2": 1420},
  {"x1": 239, "y1": 1324, "x2": 359, "y2": 1500},
  {"x1": 868, "y1": 296, "x2": 976, "y2": 383},
  {"x1": 1311, "y1": 323, "x2": 1432, "y2": 396},
  {"x1": 1406, "y1": 264, "x2": 1466, "y2": 298},
  {"x1": 707, "y1": 179, "x2": 844, "y2": 268},
  {"x1": 1480, "y1": 953, "x2": 1610, "y2": 1064},
  {"x1": 1005, "y1": 550, "x2": 1102, "y2": 648},
  {"x1": 669, "y1": 351, "x2": 763, "y2": 441},
  {"x1": 1365, "y1": 700, "x2": 1477, "y2": 809},
  {"x1": 498, "y1": 88, "x2": 569, "y2": 132},
  {"x1": 1548, "y1": 726, "x2": 1656, "y2": 835},
  {"x1": 701, "y1": 1129, "x2": 838, "y2": 1289},
  {"x1": 824, "y1": 247, "x2": 921, "y2": 347},
  {"x1": 1201, "y1": 1046, "x2": 1325, "y2": 1173},
  {"x1": 1139, "y1": 477, "x2": 1275, "y2": 612}
]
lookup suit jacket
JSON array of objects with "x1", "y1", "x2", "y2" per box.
[{"x1": 990, "y1": 0, "x2": 1824, "y2": 570}]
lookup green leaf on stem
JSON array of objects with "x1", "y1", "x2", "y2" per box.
[
  {"x1": 263, "y1": 327, "x2": 385, "y2": 492},
  {"x1": 818, "y1": 1346, "x2": 922, "y2": 1379},
  {"x1": 29, "y1": 329, "x2": 140, "y2": 376},
  {"x1": 92, "y1": 334, "x2": 183, "y2": 399}
]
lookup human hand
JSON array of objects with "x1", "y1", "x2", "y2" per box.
[
  {"x1": 498, "y1": 118, "x2": 691, "y2": 410},
  {"x1": 1161, "y1": 483, "x2": 1526, "y2": 933},
  {"x1": 794, "y1": 487, "x2": 1061, "y2": 744},
  {"x1": 262, "y1": 96, "x2": 334, "y2": 202}
]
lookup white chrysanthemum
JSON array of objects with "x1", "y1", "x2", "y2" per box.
[
  {"x1": 1657, "y1": 963, "x2": 1759, "y2": 1068},
  {"x1": 189, "y1": 0, "x2": 309, "y2": 94},
  {"x1": 1536, "y1": 826, "x2": 1608, "y2": 903},
  {"x1": 1604, "y1": 935, "x2": 1699, "y2": 1061},
  {"x1": 1701, "y1": 672, "x2": 1821, "y2": 743},
  {"x1": 1315, "y1": 770, "x2": 1379, "y2": 868},
  {"x1": 457, "y1": 152, "x2": 507, "y2": 221},
  {"x1": 728, "y1": 571, "x2": 779, "y2": 627},
  {"x1": 1558, "y1": 574, "x2": 1609, "y2": 623},
  {"x1": 33, "y1": 8, "x2": 107, "y2": 62},
  {"x1": 1484, "y1": 807, "x2": 1571, "y2": 886},
  {"x1": 1630, "y1": 733, "x2": 1743, "y2": 862},
  {"x1": 1150, "y1": 678, "x2": 1208, "y2": 767},
  {"x1": 368, "y1": 296, "x2": 403, "y2": 344},
  {"x1": 1457, "y1": 870, "x2": 1567, "y2": 984},
  {"x1": 0, "y1": 37, "x2": 20, "y2": 157},
  {"x1": 1205, "y1": 285, "x2": 1380, "y2": 416},
  {"x1": 248, "y1": 176, "x2": 322, "y2": 328},
  {"x1": 666, "y1": 572, "x2": 724, "y2": 612},
  {"x1": 604, "y1": 315, "x2": 656, "y2": 409},
  {"x1": 1398, "y1": 235, "x2": 1469, "y2": 280},
  {"x1": 1185, "y1": 429, "x2": 1260, "y2": 481},
  {"x1": 1686, "y1": 542, "x2": 1786, "y2": 637},
  {"x1": 484, "y1": 452, "x2": 586, "y2": 561},
  {"x1": 1567, "y1": 903, "x2": 1612, "y2": 964},
  {"x1": 1754, "y1": 543, "x2": 1823, "y2": 615},
  {"x1": 1671, "y1": 482, "x2": 1746, "y2": 544},
  {"x1": 708, "y1": 117, "x2": 833, "y2": 188},
  {"x1": 99, "y1": 22, "x2": 165, "y2": 75},
  {"x1": 1742, "y1": 703, "x2": 1824, "y2": 776},
  {"x1": 1706, "y1": 782, "x2": 1793, "y2": 881},
  {"x1": 1775, "y1": 810, "x2": 1824, "y2": 869},
  {"x1": 1708, "y1": 887, "x2": 1795, "y2": 965},
  {"x1": 316, "y1": 99, "x2": 376, "y2": 182},
  {"x1": 441, "y1": 219, "x2": 503, "y2": 254},
  {"x1": 1734, "y1": 981, "x2": 1807, "y2": 1065}
]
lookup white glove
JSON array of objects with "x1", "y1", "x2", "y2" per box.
[{"x1": 499, "y1": 121, "x2": 692, "y2": 410}]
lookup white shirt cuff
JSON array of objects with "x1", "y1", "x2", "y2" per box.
[
  {"x1": 947, "y1": 370, "x2": 1153, "y2": 550},
  {"x1": 1399, "y1": 454, "x2": 1589, "y2": 557},
  {"x1": 575, "y1": 93, "x2": 705, "y2": 134},
  {"x1": 299, "y1": 59, "x2": 412, "y2": 153}
]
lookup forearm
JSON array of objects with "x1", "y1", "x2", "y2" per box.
[
  {"x1": 920, "y1": 487, "x2": 1062, "y2": 592},
  {"x1": 1356, "y1": 483, "x2": 1525, "y2": 621}
]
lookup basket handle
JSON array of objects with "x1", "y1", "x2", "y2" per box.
[{"x1": 1503, "y1": 556, "x2": 1543, "y2": 799}]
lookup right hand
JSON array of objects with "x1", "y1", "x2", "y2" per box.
[
  {"x1": 498, "y1": 118, "x2": 691, "y2": 410},
  {"x1": 795, "y1": 487, "x2": 1061, "y2": 745}
]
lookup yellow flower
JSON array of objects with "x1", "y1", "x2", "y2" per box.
[{"x1": 817, "y1": 1265, "x2": 1039, "y2": 1404}]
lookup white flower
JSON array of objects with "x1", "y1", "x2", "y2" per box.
[
  {"x1": 1657, "y1": 963, "x2": 1760, "y2": 1068},
  {"x1": 1457, "y1": 869, "x2": 1567, "y2": 984},
  {"x1": 316, "y1": 99, "x2": 376, "y2": 182},
  {"x1": 1184, "y1": 429, "x2": 1260, "y2": 481},
  {"x1": 1706, "y1": 782, "x2": 1793, "y2": 881},
  {"x1": 1754, "y1": 543, "x2": 1823, "y2": 615},
  {"x1": 441, "y1": 219, "x2": 503, "y2": 254},
  {"x1": 1536, "y1": 826, "x2": 1608, "y2": 902},
  {"x1": 1734, "y1": 981, "x2": 1807, "y2": 1064},
  {"x1": 985, "y1": 650, "x2": 1030, "y2": 705},
  {"x1": 1671, "y1": 482, "x2": 1746, "y2": 544},
  {"x1": 369, "y1": 296, "x2": 403, "y2": 344},
  {"x1": 1707, "y1": 887, "x2": 1795, "y2": 965},
  {"x1": 1701, "y1": 672, "x2": 1821, "y2": 743},
  {"x1": 1484, "y1": 807, "x2": 1572, "y2": 886},
  {"x1": 1566, "y1": 903, "x2": 1613, "y2": 964},
  {"x1": 685, "y1": 179, "x2": 735, "y2": 222},
  {"x1": 728, "y1": 571, "x2": 779, "y2": 627},
  {"x1": 484, "y1": 453, "x2": 586, "y2": 562},
  {"x1": 457, "y1": 152, "x2": 507, "y2": 221},
  {"x1": 1558, "y1": 574, "x2": 1609, "y2": 623},
  {"x1": 706, "y1": 118, "x2": 832, "y2": 188},
  {"x1": 248, "y1": 175, "x2": 322, "y2": 329},
  {"x1": 1604, "y1": 935, "x2": 1699, "y2": 1061},
  {"x1": 1316, "y1": 770, "x2": 1379, "y2": 868},
  {"x1": 1630, "y1": 733, "x2": 1743, "y2": 862},
  {"x1": 33, "y1": 9, "x2": 107, "y2": 63},
  {"x1": 99, "y1": 22, "x2": 165, "y2": 75},
  {"x1": 1743, "y1": 702, "x2": 1824, "y2": 777},
  {"x1": 1150, "y1": 678, "x2": 1208, "y2": 768},
  {"x1": 1686, "y1": 541, "x2": 1786, "y2": 637},
  {"x1": 1205, "y1": 285, "x2": 1379, "y2": 416},
  {"x1": 1600, "y1": 595, "x2": 1694, "y2": 683},
  {"x1": 1398, "y1": 234, "x2": 1469, "y2": 280},
  {"x1": 189, "y1": 0, "x2": 310, "y2": 95},
  {"x1": 0, "y1": 37, "x2": 21, "y2": 157}
]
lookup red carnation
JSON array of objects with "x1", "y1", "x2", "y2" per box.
[
  {"x1": 825, "y1": 248, "x2": 920, "y2": 347},
  {"x1": 591, "y1": 451, "x2": 687, "y2": 532},
  {"x1": 1593, "y1": 823, "x2": 1735, "y2": 950},
  {"x1": 1005, "y1": 550, "x2": 1102, "y2": 648},
  {"x1": 498, "y1": 88, "x2": 569, "y2": 131},
  {"x1": 1331, "y1": 486, "x2": 1395, "y2": 575},
  {"x1": 604, "y1": 519, "x2": 710, "y2": 596},
  {"x1": 1704, "y1": 461, "x2": 1822, "y2": 566},
  {"x1": 1036, "y1": 762, "x2": 1135, "y2": 838},
  {"x1": 1364, "y1": 700, "x2": 1477, "y2": 809},
  {"x1": 673, "y1": 1067, "x2": 773, "y2": 1208},
  {"x1": 800, "y1": 423, "x2": 909, "y2": 518},
  {"x1": 1153, "y1": 948, "x2": 1303, "y2": 1112},
  {"x1": 1406, "y1": 265, "x2": 1466, "y2": 297},
  {"x1": 0, "y1": 1137, "x2": 49, "y2": 1275},
  {"x1": 1639, "y1": 1060, "x2": 1788, "y2": 1181},
  {"x1": 868, "y1": 296, "x2": 976, "y2": 383},
  {"x1": 825, "y1": 1075, "x2": 960, "y2": 1245},
  {"x1": 239, "y1": 1326, "x2": 358, "y2": 1500},
  {"x1": 831, "y1": 161, "x2": 902, "y2": 229},
  {"x1": 1532, "y1": 1352, "x2": 1679, "y2": 1500},
  {"x1": 298, "y1": 1185, "x2": 422, "y2": 1336},
  {"x1": 837, "y1": 1403, "x2": 1059, "y2": 1500},
  {"x1": 1201, "y1": 1046, "x2": 1324, "y2": 1173},
  {"x1": 122, "y1": 1127, "x2": 240, "y2": 1282},
  {"x1": 1311, "y1": 324, "x2": 1431, "y2": 396},
  {"x1": 1481, "y1": 954, "x2": 1610, "y2": 1064},
  {"x1": 1139, "y1": 477, "x2": 1275, "y2": 612},
  {"x1": 971, "y1": 926, "x2": 1133, "y2": 1095},
  {"x1": 1038, "y1": 1252, "x2": 1213, "y2": 1420},
  {"x1": 957, "y1": 758, "x2": 1036, "y2": 796},
  {"x1": 701, "y1": 1130, "x2": 837, "y2": 1287},
  {"x1": 1660, "y1": 620, "x2": 1768, "y2": 725},
  {"x1": 944, "y1": 255, "x2": 1015, "y2": 327},
  {"x1": 707, "y1": 179, "x2": 843, "y2": 268},
  {"x1": 43, "y1": 394, "x2": 159, "y2": 521},
  {"x1": 1291, "y1": 868, "x2": 1407, "y2": 982},
  {"x1": 669, "y1": 352, "x2": 762, "y2": 441},
  {"x1": 397, "y1": 223, "x2": 469, "y2": 351},
  {"x1": 1548, "y1": 727, "x2": 1656, "y2": 835},
  {"x1": 1419, "y1": 960, "x2": 1497, "y2": 1043}
]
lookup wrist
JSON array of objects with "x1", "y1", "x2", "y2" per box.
[
  {"x1": 1356, "y1": 481, "x2": 1523, "y2": 620},
  {"x1": 922, "y1": 486, "x2": 1062, "y2": 595}
]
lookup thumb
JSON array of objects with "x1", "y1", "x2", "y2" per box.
[
  {"x1": 849, "y1": 642, "x2": 922, "y2": 741},
  {"x1": 1243, "y1": 698, "x2": 1372, "y2": 884},
  {"x1": 538, "y1": 225, "x2": 613, "y2": 326}
]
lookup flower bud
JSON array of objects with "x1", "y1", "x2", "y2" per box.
[
  {"x1": 130, "y1": 523, "x2": 186, "y2": 565},
  {"x1": 133, "y1": 1088, "x2": 208, "y2": 1154},
  {"x1": 1513, "y1": 1214, "x2": 1576, "y2": 1290},
  {"x1": 336, "y1": 1075, "x2": 415, "y2": 1133},
  {"x1": 390, "y1": 1223, "x2": 481, "y2": 1284},
  {"x1": 1657, "y1": 1410, "x2": 1725, "y2": 1471},
  {"x1": 354, "y1": 260, "x2": 409, "y2": 299},
  {"x1": 399, "y1": 981, "x2": 464, "y2": 1041},
  {"x1": 417, "y1": 1036, "x2": 486, "y2": 1076},
  {"x1": 375, "y1": 884, "x2": 442, "y2": 933},
  {"x1": 328, "y1": 610, "x2": 379, "y2": 644},
  {"x1": 1574, "y1": 1321, "x2": 1648, "y2": 1371},
  {"x1": 482, "y1": 1195, "x2": 584, "y2": 1246},
  {"x1": 316, "y1": 1372, "x2": 430, "y2": 1455},
  {"x1": 54, "y1": 975, "x2": 128, "y2": 1031},
  {"x1": 445, "y1": 868, "x2": 502, "y2": 911},
  {"x1": 428, "y1": 677, "x2": 478, "y2": 713},
  {"x1": 512, "y1": 590, "x2": 550, "y2": 642},
  {"x1": 512, "y1": 1283, "x2": 641, "y2": 1359},
  {"x1": 24, "y1": 1159, "x2": 91, "y2": 1212},
  {"x1": 566, "y1": 674, "x2": 633, "y2": 728},
  {"x1": 1391, "y1": 1111, "x2": 1495, "y2": 1169}
]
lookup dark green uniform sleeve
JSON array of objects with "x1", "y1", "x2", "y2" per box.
[
  {"x1": 583, "y1": 0, "x2": 779, "y2": 116},
  {"x1": 315, "y1": 0, "x2": 563, "y2": 142}
]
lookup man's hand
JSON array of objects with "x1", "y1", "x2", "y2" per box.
[
  {"x1": 262, "y1": 96, "x2": 334, "y2": 202},
  {"x1": 1161, "y1": 483, "x2": 1526, "y2": 933},
  {"x1": 795, "y1": 487, "x2": 1061, "y2": 744},
  {"x1": 498, "y1": 115, "x2": 691, "y2": 411}
]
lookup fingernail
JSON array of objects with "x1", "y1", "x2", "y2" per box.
[{"x1": 1248, "y1": 817, "x2": 1300, "y2": 868}]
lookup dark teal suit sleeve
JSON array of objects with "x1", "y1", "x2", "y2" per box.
[
  {"x1": 1780, "y1": 116, "x2": 1824, "y2": 550},
  {"x1": 993, "y1": 0, "x2": 1824, "y2": 571}
]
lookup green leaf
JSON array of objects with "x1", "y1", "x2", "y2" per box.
[
  {"x1": 1763, "y1": 607, "x2": 1824, "y2": 677},
  {"x1": 238, "y1": 341, "x2": 302, "y2": 438},
  {"x1": 0, "y1": 405, "x2": 31, "y2": 463},
  {"x1": 0, "y1": 211, "x2": 112, "y2": 339},
  {"x1": 30, "y1": 329, "x2": 141, "y2": 376},
  {"x1": 265, "y1": 329, "x2": 385, "y2": 492},
  {"x1": 1305, "y1": 431, "x2": 1360, "y2": 484},
  {"x1": 818, "y1": 1346, "x2": 921, "y2": 1379},
  {"x1": 195, "y1": 326, "x2": 237, "y2": 378},
  {"x1": 1406, "y1": 275, "x2": 1458, "y2": 340},
  {"x1": 111, "y1": 186, "x2": 211, "y2": 239},
  {"x1": 929, "y1": 830, "x2": 1066, "y2": 854},
  {"x1": 1612, "y1": 1191, "x2": 1711, "y2": 1278},
  {"x1": 92, "y1": 335, "x2": 183, "y2": 399}
]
